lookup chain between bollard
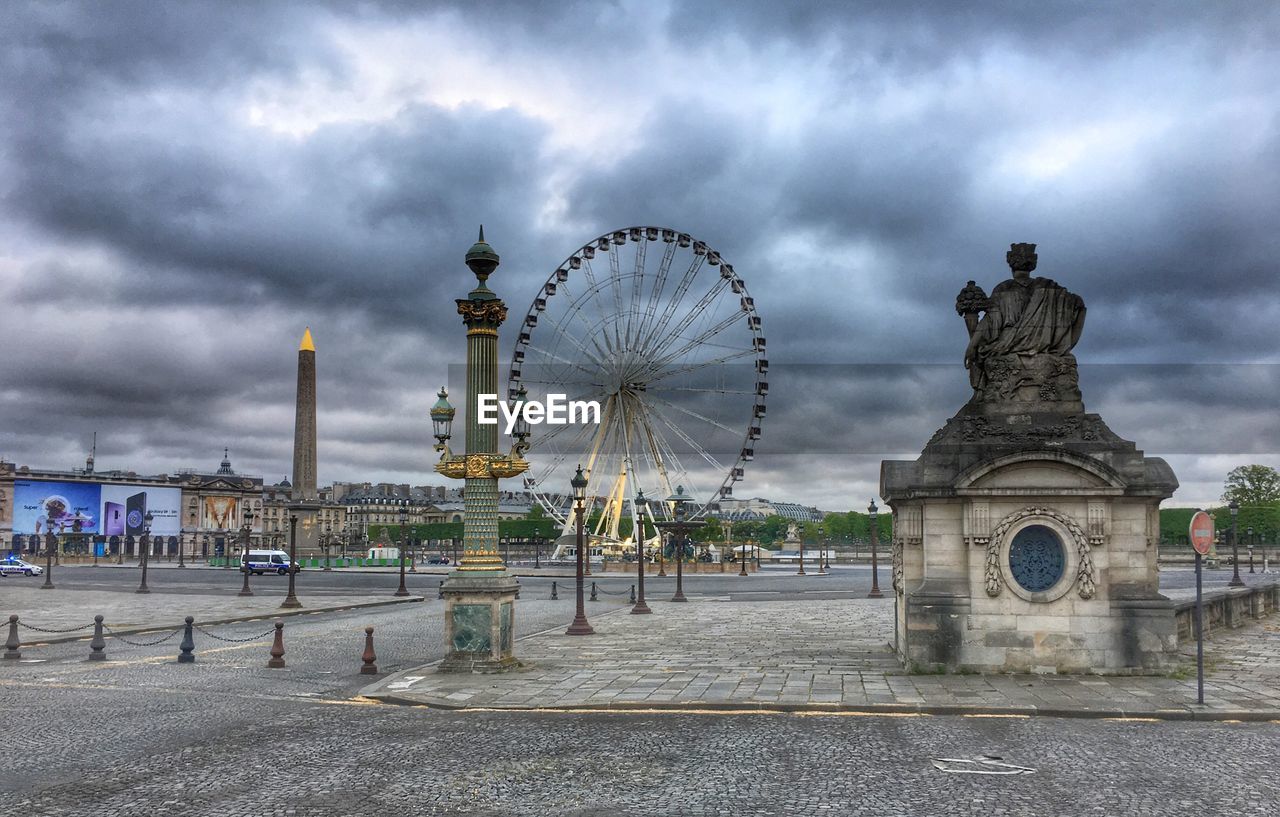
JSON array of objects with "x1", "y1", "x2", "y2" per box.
[
  {"x1": 103, "y1": 625, "x2": 183, "y2": 648},
  {"x1": 193, "y1": 624, "x2": 278, "y2": 643},
  {"x1": 16, "y1": 620, "x2": 96, "y2": 634}
]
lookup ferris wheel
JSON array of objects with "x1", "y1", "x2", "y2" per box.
[{"x1": 508, "y1": 226, "x2": 766, "y2": 545}]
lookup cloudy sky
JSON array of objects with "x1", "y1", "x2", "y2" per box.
[{"x1": 1, "y1": 1, "x2": 1277, "y2": 511}]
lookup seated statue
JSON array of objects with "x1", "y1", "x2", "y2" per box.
[{"x1": 956, "y1": 244, "x2": 1087, "y2": 410}]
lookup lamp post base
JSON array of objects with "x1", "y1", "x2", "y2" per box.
[
  {"x1": 630, "y1": 601, "x2": 652, "y2": 614},
  {"x1": 439, "y1": 572, "x2": 522, "y2": 673}
]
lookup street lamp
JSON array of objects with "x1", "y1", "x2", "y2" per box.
[
  {"x1": 177, "y1": 527, "x2": 186, "y2": 569},
  {"x1": 868, "y1": 499, "x2": 883, "y2": 598},
  {"x1": 797, "y1": 523, "x2": 807, "y2": 576},
  {"x1": 655, "y1": 486, "x2": 696, "y2": 603},
  {"x1": 136, "y1": 511, "x2": 154, "y2": 594},
  {"x1": 566, "y1": 465, "x2": 594, "y2": 635},
  {"x1": 281, "y1": 514, "x2": 302, "y2": 608},
  {"x1": 395, "y1": 504, "x2": 409, "y2": 597},
  {"x1": 238, "y1": 508, "x2": 255, "y2": 597},
  {"x1": 1248, "y1": 525, "x2": 1255, "y2": 574},
  {"x1": 631, "y1": 490, "x2": 653, "y2": 614},
  {"x1": 818, "y1": 524, "x2": 827, "y2": 574},
  {"x1": 1229, "y1": 499, "x2": 1244, "y2": 587},
  {"x1": 322, "y1": 520, "x2": 332, "y2": 571},
  {"x1": 41, "y1": 525, "x2": 55, "y2": 590}
]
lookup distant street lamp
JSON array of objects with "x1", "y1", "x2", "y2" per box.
[
  {"x1": 868, "y1": 500, "x2": 883, "y2": 599},
  {"x1": 41, "y1": 527, "x2": 55, "y2": 590},
  {"x1": 322, "y1": 520, "x2": 332, "y2": 571},
  {"x1": 1248, "y1": 525, "x2": 1255, "y2": 574},
  {"x1": 818, "y1": 524, "x2": 827, "y2": 574},
  {"x1": 238, "y1": 508, "x2": 255, "y2": 597},
  {"x1": 395, "y1": 505, "x2": 410, "y2": 597},
  {"x1": 281, "y1": 514, "x2": 302, "y2": 609},
  {"x1": 655, "y1": 486, "x2": 697, "y2": 603},
  {"x1": 797, "y1": 523, "x2": 807, "y2": 576},
  {"x1": 631, "y1": 491, "x2": 653, "y2": 614},
  {"x1": 177, "y1": 527, "x2": 186, "y2": 569},
  {"x1": 566, "y1": 465, "x2": 594, "y2": 635},
  {"x1": 136, "y1": 511, "x2": 154, "y2": 594},
  {"x1": 1229, "y1": 500, "x2": 1244, "y2": 587}
]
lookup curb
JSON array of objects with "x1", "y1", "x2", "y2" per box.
[
  {"x1": 13, "y1": 596, "x2": 429, "y2": 646},
  {"x1": 357, "y1": 693, "x2": 1280, "y2": 723}
]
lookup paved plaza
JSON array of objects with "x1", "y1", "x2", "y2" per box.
[{"x1": 366, "y1": 592, "x2": 1280, "y2": 719}]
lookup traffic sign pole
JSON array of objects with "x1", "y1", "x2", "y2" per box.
[
  {"x1": 1188, "y1": 509, "x2": 1214, "y2": 706},
  {"x1": 1194, "y1": 551, "x2": 1204, "y2": 705}
]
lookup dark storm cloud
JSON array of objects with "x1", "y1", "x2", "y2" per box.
[{"x1": 0, "y1": 0, "x2": 1277, "y2": 508}]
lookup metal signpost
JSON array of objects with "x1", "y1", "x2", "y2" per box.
[{"x1": 1189, "y1": 509, "x2": 1214, "y2": 705}]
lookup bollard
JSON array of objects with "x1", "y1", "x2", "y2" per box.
[
  {"x1": 4, "y1": 615, "x2": 20, "y2": 660},
  {"x1": 178, "y1": 616, "x2": 196, "y2": 663},
  {"x1": 267, "y1": 621, "x2": 286, "y2": 668},
  {"x1": 590, "y1": 581, "x2": 598, "y2": 602},
  {"x1": 360, "y1": 626, "x2": 378, "y2": 675},
  {"x1": 551, "y1": 580, "x2": 558, "y2": 600},
  {"x1": 88, "y1": 615, "x2": 107, "y2": 661},
  {"x1": 629, "y1": 584, "x2": 636, "y2": 604}
]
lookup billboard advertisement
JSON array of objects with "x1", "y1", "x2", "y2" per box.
[
  {"x1": 12, "y1": 480, "x2": 183, "y2": 537},
  {"x1": 100, "y1": 485, "x2": 182, "y2": 538},
  {"x1": 13, "y1": 480, "x2": 101, "y2": 535},
  {"x1": 202, "y1": 496, "x2": 240, "y2": 531}
]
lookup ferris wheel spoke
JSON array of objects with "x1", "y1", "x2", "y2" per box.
[
  {"x1": 637, "y1": 254, "x2": 706, "y2": 358},
  {"x1": 641, "y1": 348, "x2": 757, "y2": 387},
  {"x1": 634, "y1": 240, "x2": 678, "y2": 352},
  {"x1": 648, "y1": 386, "x2": 757, "y2": 395},
  {"x1": 627, "y1": 237, "x2": 648, "y2": 349},
  {"x1": 645, "y1": 399, "x2": 729, "y2": 474},
  {"x1": 643, "y1": 277, "x2": 735, "y2": 365},
  {"x1": 645, "y1": 392, "x2": 744, "y2": 437},
  {"x1": 530, "y1": 308, "x2": 608, "y2": 371},
  {"x1": 580, "y1": 257, "x2": 618, "y2": 358},
  {"x1": 522, "y1": 341, "x2": 600, "y2": 382}
]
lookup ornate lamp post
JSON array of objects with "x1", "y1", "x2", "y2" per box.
[
  {"x1": 238, "y1": 508, "x2": 255, "y2": 597},
  {"x1": 567, "y1": 466, "x2": 594, "y2": 635},
  {"x1": 432, "y1": 229, "x2": 530, "y2": 671},
  {"x1": 655, "y1": 486, "x2": 696, "y2": 603},
  {"x1": 631, "y1": 490, "x2": 653, "y2": 614},
  {"x1": 1248, "y1": 525, "x2": 1255, "y2": 574},
  {"x1": 136, "y1": 511, "x2": 154, "y2": 594},
  {"x1": 177, "y1": 527, "x2": 186, "y2": 569},
  {"x1": 41, "y1": 526, "x2": 56, "y2": 589},
  {"x1": 1229, "y1": 499, "x2": 1244, "y2": 587},
  {"x1": 280, "y1": 514, "x2": 302, "y2": 608},
  {"x1": 797, "y1": 524, "x2": 807, "y2": 576},
  {"x1": 394, "y1": 504, "x2": 410, "y2": 597},
  {"x1": 868, "y1": 499, "x2": 883, "y2": 598}
]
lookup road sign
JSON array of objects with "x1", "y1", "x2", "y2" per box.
[{"x1": 1189, "y1": 510, "x2": 1214, "y2": 555}]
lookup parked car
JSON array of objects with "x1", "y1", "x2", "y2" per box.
[
  {"x1": 240, "y1": 549, "x2": 302, "y2": 575},
  {"x1": 0, "y1": 558, "x2": 45, "y2": 577},
  {"x1": 425, "y1": 555, "x2": 451, "y2": 565}
]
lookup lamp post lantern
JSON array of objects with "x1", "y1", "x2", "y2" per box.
[
  {"x1": 136, "y1": 511, "x2": 154, "y2": 594},
  {"x1": 1229, "y1": 499, "x2": 1244, "y2": 587},
  {"x1": 868, "y1": 499, "x2": 883, "y2": 598},
  {"x1": 395, "y1": 505, "x2": 410, "y2": 597},
  {"x1": 280, "y1": 514, "x2": 302, "y2": 608},
  {"x1": 433, "y1": 229, "x2": 529, "y2": 671},
  {"x1": 566, "y1": 465, "x2": 595, "y2": 635},
  {"x1": 631, "y1": 490, "x2": 653, "y2": 614},
  {"x1": 238, "y1": 508, "x2": 255, "y2": 597},
  {"x1": 1247, "y1": 525, "x2": 1255, "y2": 574},
  {"x1": 654, "y1": 486, "x2": 696, "y2": 603}
]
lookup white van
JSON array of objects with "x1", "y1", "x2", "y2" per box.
[{"x1": 241, "y1": 549, "x2": 300, "y2": 575}]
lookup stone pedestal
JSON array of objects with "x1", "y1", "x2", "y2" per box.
[
  {"x1": 439, "y1": 573, "x2": 520, "y2": 673},
  {"x1": 288, "y1": 500, "x2": 320, "y2": 554}
]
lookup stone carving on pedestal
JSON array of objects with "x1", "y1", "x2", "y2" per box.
[{"x1": 983, "y1": 507, "x2": 1095, "y2": 600}]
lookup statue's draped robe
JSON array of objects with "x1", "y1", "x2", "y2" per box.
[{"x1": 969, "y1": 277, "x2": 1086, "y2": 392}]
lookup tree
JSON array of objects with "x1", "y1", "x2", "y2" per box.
[{"x1": 1222, "y1": 464, "x2": 1280, "y2": 506}]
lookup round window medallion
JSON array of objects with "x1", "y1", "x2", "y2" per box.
[{"x1": 1008, "y1": 524, "x2": 1065, "y2": 593}]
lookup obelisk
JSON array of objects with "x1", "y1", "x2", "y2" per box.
[{"x1": 290, "y1": 327, "x2": 320, "y2": 553}]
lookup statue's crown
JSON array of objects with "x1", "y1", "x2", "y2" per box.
[{"x1": 1006, "y1": 242, "x2": 1038, "y2": 273}]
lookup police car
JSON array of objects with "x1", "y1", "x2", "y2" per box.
[{"x1": 0, "y1": 557, "x2": 44, "y2": 577}]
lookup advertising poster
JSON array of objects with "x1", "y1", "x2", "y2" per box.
[
  {"x1": 100, "y1": 485, "x2": 182, "y2": 538},
  {"x1": 202, "y1": 496, "x2": 239, "y2": 531},
  {"x1": 13, "y1": 480, "x2": 102, "y2": 535}
]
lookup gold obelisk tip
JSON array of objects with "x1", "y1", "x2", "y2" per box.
[{"x1": 299, "y1": 327, "x2": 315, "y2": 352}]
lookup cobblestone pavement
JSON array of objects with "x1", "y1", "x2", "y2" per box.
[
  {"x1": 3, "y1": 588, "x2": 1278, "y2": 814},
  {"x1": 365, "y1": 597, "x2": 1280, "y2": 719}
]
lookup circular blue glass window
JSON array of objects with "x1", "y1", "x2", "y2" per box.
[{"x1": 1008, "y1": 525, "x2": 1065, "y2": 593}]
